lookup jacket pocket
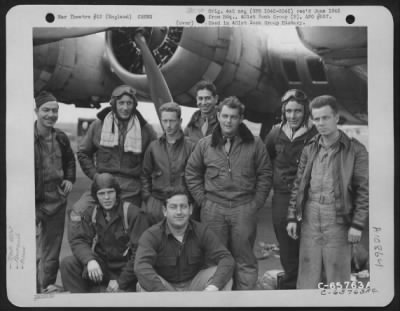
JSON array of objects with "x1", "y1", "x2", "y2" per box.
[
  {"x1": 275, "y1": 143, "x2": 285, "y2": 154},
  {"x1": 54, "y1": 149, "x2": 64, "y2": 178},
  {"x1": 205, "y1": 167, "x2": 222, "y2": 190},
  {"x1": 240, "y1": 167, "x2": 256, "y2": 190},
  {"x1": 188, "y1": 255, "x2": 203, "y2": 265},
  {"x1": 55, "y1": 148, "x2": 63, "y2": 159},
  {"x1": 156, "y1": 256, "x2": 176, "y2": 267},
  {"x1": 124, "y1": 152, "x2": 141, "y2": 170},
  {"x1": 206, "y1": 167, "x2": 219, "y2": 179},
  {"x1": 38, "y1": 190, "x2": 66, "y2": 215},
  {"x1": 152, "y1": 170, "x2": 165, "y2": 188},
  {"x1": 97, "y1": 148, "x2": 113, "y2": 165}
]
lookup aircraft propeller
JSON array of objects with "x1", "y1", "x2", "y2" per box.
[
  {"x1": 133, "y1": 29, "x2": 173, "y2": 120},
  {"x1": 106, "y1": 27, "x2": 174, "y2": 121}
]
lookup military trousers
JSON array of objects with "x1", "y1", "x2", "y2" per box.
[
  {"x1": 297, "y1": 198, "x2": 351, "y2": 289},
  {"x1": 201, "y1": 199, "x2": 258, "y2": 290},
  {"x1": 60, "y1": 255, "x2": 136, "y2": 293},
  {"x1": 36, "y1": 201, "x2": 67, "y2": 292},
  {"x1": 137, "y1": 266, "x2": 233, "y2": 291},
  {"x1": 271, "y1": 192, "x2": 299, "y2": 289}
]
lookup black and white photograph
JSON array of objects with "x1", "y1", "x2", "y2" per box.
[{"x1": 5, "y1": 4, "x2": 395, "y2": 307}]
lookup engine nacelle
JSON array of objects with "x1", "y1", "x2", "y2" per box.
[
  {"x1": 105, "y1": 27, "x2": 284, "y2": 119},
  {"x1": 33, "y1": 32, "x2": 119, "y2": 107}
]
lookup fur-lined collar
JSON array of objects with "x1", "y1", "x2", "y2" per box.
[{"x1": 211, "y1": 123, "x2": 254, "y2": 147}]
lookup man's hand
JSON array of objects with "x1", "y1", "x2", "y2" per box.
[
  {"x1": 286, "y1": 222, "x2": 298, "y2": 240},
  {"x1": 348, "y1": 227, "x2": 362, "y2": 243},
  {"x1": 87, "y1": 260, "x2": 103, "y2": 283},
  {"x1": 106, "y1": 280, "x2": 120, "y2": 292},
  {"x1": 59, "y1": 180, "x2": 73, "y2": 196},
  {"x1": 204, "y1": 284, "x2": 219, "y2": 291}
]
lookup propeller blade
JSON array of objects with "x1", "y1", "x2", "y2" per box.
[{"x1": 134, "y1": 31, "x2": 173, "y2": 120}]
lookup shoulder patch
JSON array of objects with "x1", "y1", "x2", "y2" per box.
[
  {"x1": 70, "y1": 205, "x2": 94, "y2": 221},
  {"x1": 71, "y1": 197, "x2": 94, "y2": 215}
]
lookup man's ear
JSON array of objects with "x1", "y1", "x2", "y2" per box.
[
  {"x1": 335, "y1": 113, "x2": 340, "y2": 124},
  {"x1": 162, "y1": 205, "x2": 167, "y2": 217}
]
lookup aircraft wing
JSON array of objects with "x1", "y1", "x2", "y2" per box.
[{"x1": 33, "y1": 27, "x2": 110, "y2": 45}]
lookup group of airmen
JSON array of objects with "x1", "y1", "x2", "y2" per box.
[{"x1": 34, "y1": 80, "x2": 368, "y2": 293}]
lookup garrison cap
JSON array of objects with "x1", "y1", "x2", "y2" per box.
[{"x1": 35, "y1": 91, "x2": 57, "y2": 108}]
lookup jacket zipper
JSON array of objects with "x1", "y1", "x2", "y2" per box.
[
  {"x1": 225, "y1": 144, "x2": 232, "y2": 179},
  {"x1": 227, "y1": 154, "x2": 232, "y2": 179},
  {"x1": 166, "y1": 141, "x2": 173, "y2": 185}
]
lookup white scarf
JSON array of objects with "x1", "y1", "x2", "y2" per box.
[
  {"x1": 281, "y1": 119, "x2": 313, "y2": 141},
  {"x1": 100, "y1": 112, "x2": 142, "y2": 154}
]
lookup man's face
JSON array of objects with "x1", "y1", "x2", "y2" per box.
[
  {"x1": 163, "y1": 194, "x2": 192, "y2": 230},
  {"x1": 285, "y1": 100, "x2": 305, "y2": 130},
  {"x1": 161, "y1": 111, "x2": 182, "y2": 137},
  {"x1": 115, "y1": 94, "x2": 135, "y2": 120},
  {"x1": 196, "y1": 89, "x2": 218, "y2": 115},
  {"x1": 96, "y1": 188, "x2": 117, "y2": 210},
  {"x1": 311, "y1": 105, "x2": 339, "y2": 137},
  {"x1": 35, "y1": 102, "x2": 59, "y2": 129},
  {"x1": 217, "y1": 105, "x2": 243, "y2": 137}
]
